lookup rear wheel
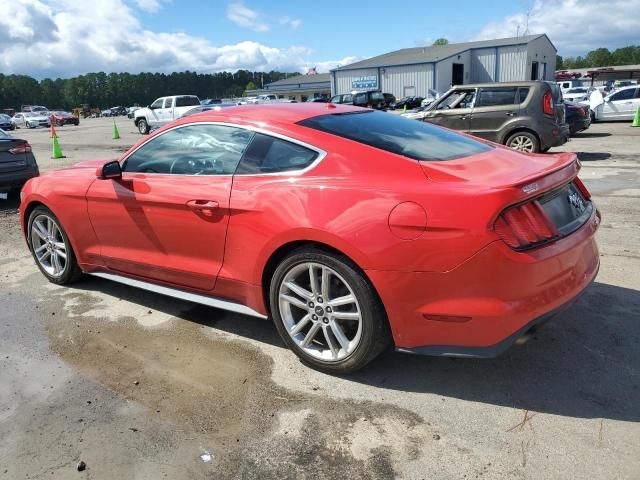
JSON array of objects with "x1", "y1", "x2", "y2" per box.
[
  {"x1": 270, "y1": 248, "x2": 390, "y2": 374},
  {"x1": 137, "y1": 118, "x2": 150, "y2": 135},
  {"x1": 28, "y1": 206, "x2": 83, "y2": 285},
  {"x1": 505, "y1": 131, "x2": 540, "y2": 153}
]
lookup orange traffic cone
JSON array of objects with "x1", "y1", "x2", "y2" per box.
[{"x1": 50, "y1": 123, "x2": 57, "y2": 138}]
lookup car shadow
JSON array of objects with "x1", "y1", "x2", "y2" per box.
[
  {"x1": 576, "y1": 152, "x2": 612, "y2": 161},
  {"x1": 0, "y1": 194, "x2": 20, "y2": 213},
  {"x1": 66, "y1": 277, "x2": 639, "y2": 422},
  {"x1": 574, "y1": 132, "x2": 612, "y2": 138}
]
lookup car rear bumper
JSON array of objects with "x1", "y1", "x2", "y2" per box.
[
  {"x1": 540, "y1": 124, "x2": 570, "y2": 150},
  {"x1": 0, "y1": 166, "x2": 39, "y2": 192},
  {"x1": 367, "y1": 207, "x2": 600, "y2": 354}
]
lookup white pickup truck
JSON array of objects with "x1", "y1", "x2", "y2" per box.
[{"x1": 134, "y1": 95, "x2": 201, "y2": 134}]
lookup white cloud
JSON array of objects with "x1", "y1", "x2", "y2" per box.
[
  {"x1": 226, "y1": 1, "x2": 269, "y2": 32},
  {"x1": 280, "y1": 16, "x2": 302, "y2": 29},
  {"x1": 0, "y1": 0, "x2": 349, "y2": 78},
  {"x1": 475, "y1": 0, "x2": 640, "y2": 56},
  {"x1": 133, "y1": 0, "x2": 168, "y2": 13}
]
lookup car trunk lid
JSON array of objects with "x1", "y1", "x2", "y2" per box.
[{"x1": 0, "y1": 138, "x2": 28, "y2": 173}]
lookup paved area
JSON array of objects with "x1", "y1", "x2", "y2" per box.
[{"x1": 0, "y1": 118, "x2": 639, "y2": 479}]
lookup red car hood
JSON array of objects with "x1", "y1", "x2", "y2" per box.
[{"x1": 420, "y1": 147, "x2": 578, "y2": 188}]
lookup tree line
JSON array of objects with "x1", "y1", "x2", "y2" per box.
[
  {"x1": 557, "y1": 45, "x2": 640, "y2": 70},
  {"x1": 0, "y1": 70, "x2": 295, "y2": 111}
]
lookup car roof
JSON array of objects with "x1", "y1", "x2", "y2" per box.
[
  {"x1": 181, "y1": 103, "x2": 365, "y2": 125},
  {"x1": 450, "y1": 81, "x2": 547, "y2": 89}
]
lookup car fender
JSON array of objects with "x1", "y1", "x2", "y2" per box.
[{"x1": 496, "y1": 119, "x2": 539, "y2": 144}]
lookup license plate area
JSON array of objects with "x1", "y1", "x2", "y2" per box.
[{"x1": 539, "y1": 182, "x2": 592, "y2": 237}]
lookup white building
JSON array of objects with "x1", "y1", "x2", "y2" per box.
[{"x1": 330, "y1": 34, "x2": 557, "y2": 98}]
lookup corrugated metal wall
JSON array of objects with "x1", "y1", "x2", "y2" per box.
[
  {"x1": 526, "y1": 36, "x2": 557, "y2": 80},
  {"x1": 381, "y1": 64, "x2": 434, "y2": 98},
  {"x1": 333, "y1": 68, "x2": 378, "y2": 95},
  {"x1": 471, "y1": 48, "x2": 496, "y2": 83},
  {"x1": 435, "y1": 50, "x2": 471, "y2": 91},
  {"x1": 497, "y1": 46, "x2": 527, "y2": 82}
]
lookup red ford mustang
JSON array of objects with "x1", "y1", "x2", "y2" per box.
[{"x1": 20, "y1": 104, "x2": 600, "y2": 373}]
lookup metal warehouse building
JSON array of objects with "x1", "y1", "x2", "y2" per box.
[{"x1": 330, "y1": 34, "x2": 556, "y2": 99}]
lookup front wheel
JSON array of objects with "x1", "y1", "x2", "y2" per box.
[
  {"x1": 137, "y1": 118, "x2": 150, "y2": 135},
  {"x1": 28, "y1": 206, "x2": 83, "y2": 285},
  {"x1": 270, "y1": 248, "x2": 390, "y2": 374},
  {"x1": 505, "y1": 131, "x2": 540, "y2": 153}
]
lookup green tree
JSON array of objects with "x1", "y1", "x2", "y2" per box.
[
  {"x1": 585, "y1": 48, "x2": 611, "y2": 67},
  {"x1": 433, "y1": 38, "x2": 449, "y2": 46},
  {"x1": 556, "y1": 55, "x2": 564, "y2": 70}
]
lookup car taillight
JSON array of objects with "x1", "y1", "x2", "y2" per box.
[
  {"x1": 8, "y1": 143, "x2": 32, "y2": 154},
  {"x1": 577, "y1": 107, "x2": 586, "y2": 117},
  {"x1": 542, "y1": 90, "x2": 554, "y2": 115},
  {"x1": 573, "y1": 176, "x2": 591, "y2": 200},
  {"x1": 494, "y1": 200, "x2": 558, "y2": 250}
]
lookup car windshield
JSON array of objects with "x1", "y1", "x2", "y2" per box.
[
  {"x1": 567, "y1": 88, "x2": 588, "y2": 93},
  {"x1": 298, "y1": 110, "x2": 492, "y2": 161}
]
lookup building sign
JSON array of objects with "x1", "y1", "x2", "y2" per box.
[{"x1": 351, "y1": 75, "x2": 378, "y2": 90}]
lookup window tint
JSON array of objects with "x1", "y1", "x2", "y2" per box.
[
  {"x1": 371, "y1": 92, "x2": 384, "y2": 101},
  {"x1": 236, "y1": 133, "x2": 318, "y2": 174},
  {"x1": 476, "y1": 88, "x2": 518, "y2": 107},
  {"x1": 635, "y1": 88, "x2": 640, "y2": 99},
  {"x1": 517, "y1": 87, "x2": 530, "y2": 103},
  {"x1": 611, "y1": 89, "x2": 634, "y2": 101},
  {"x1": 123, "y1": 124, "x2": 254, "y2": 175},
  {"x1": 330, "y1": 95, "x2": 341, "y2": 103},
  {"x1": 299, "y1": 111, "x2": 492, "y2": 161},
  {"x1": 0, "y1": 129, "x2": 10, "y2": 139},
  {"x1": 342, "y1": 94, "x2": 353, "y2": 103},
  {"x1": 164, "y1": 97, "x2": 174, "y2": 108},
  {"x1": 150, "y1": 98, "x2": 164, "y2": 109},
  {"x1": 354, "y1": 93, "x2": 367, "y2": 105},
  {"x1": 175, "y1": 96, "x2": 201, "y2": 107},
  {"x1": 437, "y1": 89, "x2": 475, "y2": 109}
]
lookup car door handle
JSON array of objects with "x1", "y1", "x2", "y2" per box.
[
  {"x1": 505, "y1": 111, "x2": 517, "y2": 116},
  {"x1": 186, "y1": 200, "x2": 219, "y2": 216},
  {"x1": 459, "y1": 115, "x2": 471, "y2": 120}
]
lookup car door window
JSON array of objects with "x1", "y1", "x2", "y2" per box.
[
  {"x1": 164, "y1": 98, "x2": 174, "y2": 108},
  {"x1": 476, "y1": 88, "x2": 518, "y2": 107},
  {"x1": 437, "y1": 90, "x2": 475, "y2": 109},
  {"x1": 342, "y1": 94, "x2": 353, "y2": 103},
  {"x1": 150, "y1": 98, "x2": 164, "y2": 109},
  {"x1": 610, "y1": 89, "x2": 634, "y2": 101},
  {"x1": 123, "y1": 124, "x2": 254, "y2": 175},
  {"x1": 330, "y1": 95, "x2": 341, "y2": 103},
  {"x1": 235, "y1": 133, "x2": 319, "y2": 174}
]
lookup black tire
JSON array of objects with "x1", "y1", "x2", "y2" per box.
[
  {"x1": 269, "y1": 247, "x2": 390, "y2": 374},
  {"x1": 505, "y1": 131, "x2": 540, "y2": 153},
  {"x1": 137, "y1": 118, "x2": 150, "y2": 135},
  {"x1": 27, "y1": 206, "x2": 83, "y2": 285}
]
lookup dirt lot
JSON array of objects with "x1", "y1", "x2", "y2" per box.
[{"x1": 1, "y1": 118, "x2": 639, "y2": 479}]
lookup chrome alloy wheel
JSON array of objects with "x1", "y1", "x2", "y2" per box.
[
  {"x1": 278, "y1": 262, "x2": 363, "y2": 361},
  {"x1": 509, "y1": 135, "x2": 535, "y2": 152},
  {"x1": 30, "y1": 214, "x2": 68, "y2": 278}
]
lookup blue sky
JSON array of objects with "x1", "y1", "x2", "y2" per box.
[{"x1": 1, "y1": 0, "x2": 639, "y2": 78}]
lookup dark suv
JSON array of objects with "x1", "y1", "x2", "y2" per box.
[
  {"x1": 422, "y1": 81, "x2": 569, "y2": 153},
  {"x1": 330, "y1": 91, "x2": 396, "y2": 110},
  {"x1": 0, "y1": 129, "x2": 39, "y2": 195}
]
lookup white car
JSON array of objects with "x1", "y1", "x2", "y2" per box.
[
  {"x1": 420, "y1": 89, "x2": 441, "y2": 107},
  {"x1": 589, "y1": 85, "x2": 640, "y2": 121},
  {"x1": 12, "y1": 112, "x2": 51, "y2": 129},
  {"x1": 563, "y1": 87, "x2": 591, "y2": 103}
]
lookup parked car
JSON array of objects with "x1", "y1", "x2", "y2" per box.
[
  {"x1": 589, "y1": 85, "x2": 640, "y2": 121},
  {"x1": 12, "y1": 112, "x2": 51, "y2": 129},
  {"x1": 420, "y1": 89, "x2": 441, "y2": 107},
  {"x1": 306, "y1": 97, "x2": 329, "y2": 103},
  {"x1": 0, "y1": 129, "x2": 39, "y2": 195},
  {"x1": 51, "y1": 111, "x2": 79, "y2": 126},
  {"x1": 134, "y1": 95, "x2": 201, "y2": 134},
  {"x1": 110, "y1": 106, "x2": 127, "y2": 116},
  {"x1": 563, "y1": 87, "x2": 591, "y2": 103},
  {"x1": 0, "y1": 114, "x2": 16, "y2": 131},
  {"x1": 21, "y1": 105, "x2": 48, "y2": 114},
  {"x1": 554, "y1": 71, "x2": 581, "y2": 80},
  {"x1": 127, "y1": 107, "x2": 141, "y2": 119},
  {"x1": 101, "y1": 109, "x2": 112, "y2": 117},
  {"x1": 19, "y1": 104, "x2": 599, "y2": 373},
  {"x1": 564, "y1": 101, "x2": 591, "y2": 135},
  {"x1": 330, "y1": 91, "x2": 395, "y2": 110},
  {"x1": 421, "y1": 81, "x2": 569, "y2": 153},
  {"x1": 390, "y1": 96, "x2": 424, "y2": 110}
]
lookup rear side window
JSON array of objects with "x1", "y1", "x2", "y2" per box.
[
  {"x1": 299, "y1": 111, "x2": 492, "y2": 161},
  {"x1": 354, "y1": 93, "x2": 367, "y2": 105},
  {"x1": 517, "y1": 87, "x2": 530, "y2": 103},
  {"x1": 236, "y1": 133, "x2": 319, "y2": 174},
  {"x1": 610, "y1": 89, "x2": 635, "y2": 101},
  {"x1": 175, "y1": 96, "x2": 201, "y2": 107},
  {"x1": 476, "y1": 88, "x2": 518, "y2": 107},
  {"x1": 548, "y1": 83, "x2": 563, "y2": 102}
]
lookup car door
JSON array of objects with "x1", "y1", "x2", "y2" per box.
[
  {"x1": 85, "y1": 123, "x2": 254, "y2": 291},
  {"x1": 601, "y1": 88, "x2": 636, "y2": 120},
  {"x1": 422, "y1": 88, "x2": 475, "y2": 132},
  {"x1": 469, "y1": 86, "x2": 523, "y2": 141},
  {"x1": 146, "y1": 98, "x2": 164, "y2": 127},
  {"x1": 14, "y1": 114, "x2": 25, "y2": 127}
]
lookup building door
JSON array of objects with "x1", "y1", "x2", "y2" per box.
[
  {"x1": 403, "y1": 86, "x2": 416, "y2": 97},
  {"x1": 452, "y1": 63, "x2": 464, "y2": 85},
  {"x1": 531, "y1": 61, "x2": 539, "y2": 80}
]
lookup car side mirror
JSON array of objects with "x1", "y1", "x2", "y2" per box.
[{"x1": 98, "y1": 160, "x2": 122, "y2": 180}]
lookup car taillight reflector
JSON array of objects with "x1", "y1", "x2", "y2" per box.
[
  {"x1": 542, "y1": 90, "x2": 553, "y2": 115},
  {"x1": 494, "y1": 201, "x2": 558, "y2": 250},
  {"x1": 8, "y1": 143, "x2": 32, "y2": 154},
  {"x1": 573, "y1": 176, "x2": 591, "y2": 200},
  {"x1": 578, "y1": 107, "x2": 586, "y2": 117}
]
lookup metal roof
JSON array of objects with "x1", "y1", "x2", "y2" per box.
[
  {"x1": 265, "y1": 73, "x2": 331, "y2": 87},
  {"x1": 332, "y1": 34, "x2": 550, "y2": 71}
]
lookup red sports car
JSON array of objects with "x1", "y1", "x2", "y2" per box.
[
  {"x1": 51, "y1": 111, "x2": 79, "y2": 126},
  {"x1": 19, "y1": 104, "x2": 600, "y2": 373}
]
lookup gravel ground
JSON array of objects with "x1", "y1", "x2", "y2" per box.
[{"x1": 0, "y1": 118, "x2": 638, "y2": 479}]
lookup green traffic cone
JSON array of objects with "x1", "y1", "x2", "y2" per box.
[
  {"x1": 51, "y1": 135, "x2": 65, "y2": 159},
  {"x1": 403, "y1": 104, "x2": 407, "y2": 113},
  {"x1": 112, "y1": 120, "x2": 120, "y2": 139},
  {"x1": 632, "y1": 106, "x2": 640, "y2": 128}
]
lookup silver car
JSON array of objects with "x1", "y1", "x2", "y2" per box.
[
  {"x1": 12, "y1": 112, "x2": 51, "y2": 129},
  {"x1": 589, "y1": 85, "x2": 640, "y2": 121}
]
